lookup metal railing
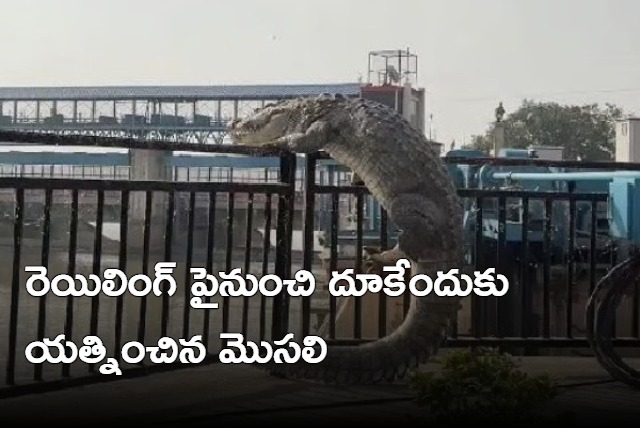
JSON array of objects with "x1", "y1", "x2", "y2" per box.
[
  {"x1": 0, "y1": 130, "x2": 639, "y2": 398},
  {"x1": 0, "y1": 131, "x2": 299, "y2": 397},
  {"x1": 303, "y1": 152, "x2": 640, "y2": 350}
]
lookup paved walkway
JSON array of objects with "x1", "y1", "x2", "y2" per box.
[{"x1": 1, "y1": 356, "x2": 639, "y2": 426}]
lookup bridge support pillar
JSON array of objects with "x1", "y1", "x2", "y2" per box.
[
  {"x1": 129, "y1": 149, "x2": 172, "y2": 231},
  {"x1": 128, "y1": 149, "x2": 172, "y2": 343}
]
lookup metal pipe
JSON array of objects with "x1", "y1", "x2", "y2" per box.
[{"x1": 492, "y1": 171, "x2": 640, "y2": 181}]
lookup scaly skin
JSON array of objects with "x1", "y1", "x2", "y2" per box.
[{"x1": 229, "y1": 94, "x2": 465, "y2": 384}]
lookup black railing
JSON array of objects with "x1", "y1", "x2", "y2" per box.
[
  {"x1": 0, "y1": 141, "x2": 298, "y2": 397},
  {"x1": 303, "y1": 152, "x2": 640, "y2": 350},
  {"x1": 0, "y1": 130, "x2": 640, "y2": 398}
]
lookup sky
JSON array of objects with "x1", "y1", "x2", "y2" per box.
[{"x1": 1, "y1": 0, "x2": 640, "y2": 145}]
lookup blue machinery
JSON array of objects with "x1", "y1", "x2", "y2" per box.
[
  {"x1": 470, "y1": 151, "x2": 640, "y2": 266},
  {"x1": 335, "y1": 147, "x2": 640, "y2": 273}
]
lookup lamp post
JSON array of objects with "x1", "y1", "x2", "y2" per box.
[{"x1": 494, "y1": 101, "x2": 506, "y2": 157}]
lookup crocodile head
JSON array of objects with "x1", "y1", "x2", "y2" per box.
[{"x1": 229, "y1": 94, "x2": 345, "y2": 147}]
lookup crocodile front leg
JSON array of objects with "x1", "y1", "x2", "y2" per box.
[
  {"x1": 268, "y1": 121, "x2": 331, "y2": 152},
  {"x1": 363, "y1": 245, "x2": 408, "y2": 273}
]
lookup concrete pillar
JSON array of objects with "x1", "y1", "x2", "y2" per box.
[
  {"x1": 128, "y1": 149, "x2": 172, "y2": 343},
  {"x1": 401, "y1": 81, "x2": 425, "y2": 133},
  {"x1": 129, "y1": 149, "x2": 172, "y2": 257},
  {"x1": 129, "y1": 149, "x2": 172, "y2": 225},
  {"x1": 493, "y1": 123, "x2": 505, "y2": 157}
]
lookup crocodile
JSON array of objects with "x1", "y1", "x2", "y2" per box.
[{"x1": 229, "y1": 93, "x2": 466, "y2": 384}]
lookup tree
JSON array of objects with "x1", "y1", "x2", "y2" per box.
[
  {"x1": 464, "y1": 100, "x2": 625, "y2": 161},
  {"x1": 465, "y1": 134, "x2": 493, "y2": 152}
]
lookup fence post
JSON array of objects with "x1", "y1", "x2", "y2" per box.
[
  {"x1": 271, "y1": 151, "x2": 296, "y2": 341},
  {"x1": 301, "y1": 153, "x2": 317, "y2": 337}
]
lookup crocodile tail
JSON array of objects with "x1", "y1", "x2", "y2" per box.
[{"x1": 260, "y1": 294, "x2": 461, "y2": 385}]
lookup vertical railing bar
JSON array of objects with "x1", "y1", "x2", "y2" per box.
[
  {"x1": 377, "y1": 207, "x2": 388, "y2": 338},
  {"x1": 520, "y1": 196, "x2": 530, "y2": 338},
  {"x1": 543, "y1": 197, "x2": 552, "y2": 338},
  {"x1": 260, "y1": 194, "x2": 273, "y2": 341},
  {"x1": 329, "y1": 192, "x2": 339, "y2": 340},
  {"x1": 5, "y1": 188, "x2": 23, "y2": 385},
  {"x1": 609, "y1": 202, "x2": 618, "y2": 339},
  {"x1": 113, "y1": 189, "x2": 129, "y2": 362},
  {"x1": 62, "y1": 190, "x2": 79, "y2": 377},
  {"x1": 610, "y1": 201, "x2": 618, "y2": 339},
  {"x1": 473, "y1": 196, "x2": 485, "y2": 338},
  {"x1": 88, "y1": 190, "x2": 104, "y2": 373},
  {"x1": 301, "y1": 154, "x2": 317, "y2": 337},
  {"x1": 403, "y1": 279, "x2": 411, "y2": 318},
  {"x1": 567, "y1": 196, "x2": 576, "y2": 338},
  {"x1": 161, "y1": 190, "x2": 175, "y2": 338},
  {"x1": 634, "y1": 268, "x2": 640, "y2": 339},
  {"x1": 242, "y1": 193, "x2": 254, "y2": 337},
  {"x1": 222, "y1": 192, "x2": 235, "y2": 345},
  {"x1": 285, "y1": 157, "x2": 296, "y2": 334},
  {"x1": 271, "y1": 153, "x2": 296, "y2": 341},
  {"x1": 34, "y1": 188, "x2": 52, "y2": 381},
  {"x1": 589, "y1": 199, "x2": 597, "y2": 294},
  {"x1": 496, "y1": 195, "x2": 506, "y2": 338},
  {"x1": 354, "y1": 192, "x2": 364, "y2": 339},
  {"x1": 202, "y1": 191, "x2": 217, "y2": 350},
  {"x1": 137, "y1": 190, "x2": 153, "y2": 350},
  {"x1": 182, "y1": 191, "x2": 196, "y2": 338}
]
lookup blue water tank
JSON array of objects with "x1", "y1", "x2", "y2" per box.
[{"x1": 609, "y1": 176, "x2": 640, "y2": 244}]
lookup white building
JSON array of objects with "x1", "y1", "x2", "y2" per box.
[{"x1": 616, "y1": 118, "x2": 640, "y2": 162}]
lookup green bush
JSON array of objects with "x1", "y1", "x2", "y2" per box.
[{"x1": 409, "y1": 347, "x2": 558, "y2": 423}]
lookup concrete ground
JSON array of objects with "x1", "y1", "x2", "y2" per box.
[{"x1": 1, "y1": 356, "x2": 639, "y2": 426}]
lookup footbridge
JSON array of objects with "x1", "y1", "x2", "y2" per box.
[{"x1": 0, "y1": 83, "x2": 362, "y2": 144}]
